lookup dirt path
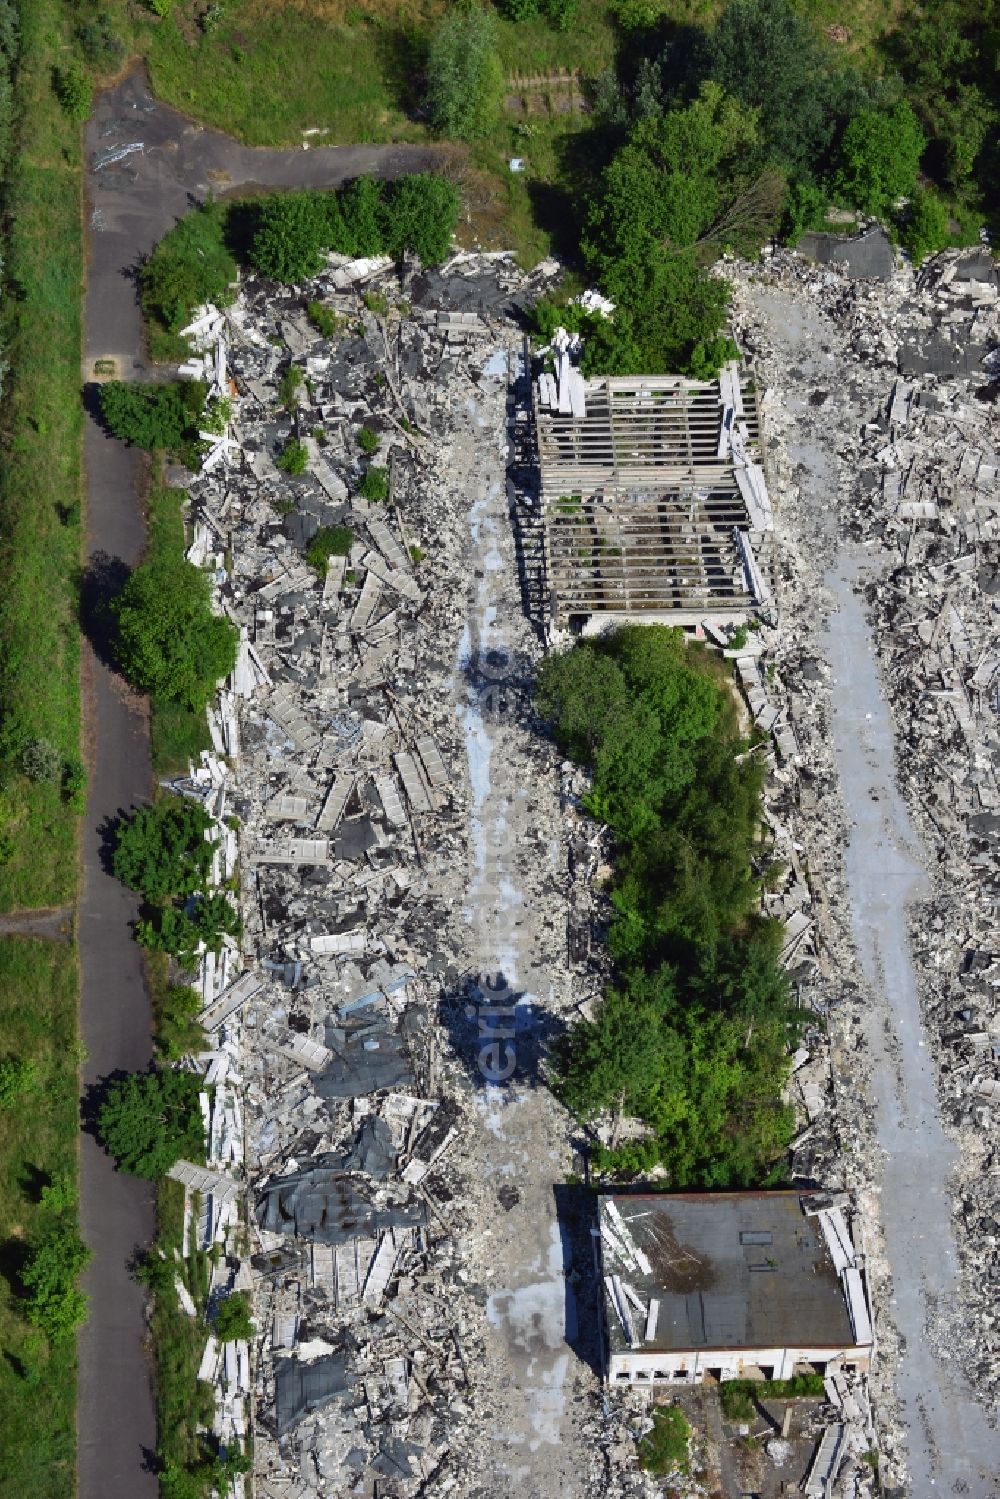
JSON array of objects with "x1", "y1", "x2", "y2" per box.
[
  {"x1": 0, "y1": 906, "x2": 73, "y2": 940},
  {"x1": 439, "y1": 352, "x2": 598, "y2": 1496},
  {"x1": 78, "y1": 67, "x2": 442, "y2": 1499}
]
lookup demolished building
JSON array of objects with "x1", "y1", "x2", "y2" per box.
[
  {"x1": 532, "y1": 355, "x2": 773, "y2": 631},
  {"x1": 597, "y1": 1192, "x2": 873, "y2": 1388}
]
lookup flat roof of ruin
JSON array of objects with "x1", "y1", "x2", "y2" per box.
[{"x1": 599, "y1": 1190, "x2": 860, "y2": 1356}]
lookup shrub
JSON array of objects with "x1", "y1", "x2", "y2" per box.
[
  {"x1": 902, "y1": 188, "x2": 951, "y2": 265},
  {"x1": 156, "y1": 984, "x2": 205, "y2": 1061},
  {"x1": 358, "y1": 425, "x2": 380, "y2": 454},
  {"x1": 143, "y1": 204, "x2": 236, "y2": 334},
  {"x1": 22, "y1": 736, "x2": 62, "y2": 784},
  {"x1": 307, "y1": 300, "x2": 339, "y2": 338},
  {"x1": 359, "y1": 466, "x2": 389, "y2": 502},
  {"x1": 278, "y1": 365, "x2": 302, "y2": 411},
  {"x1": 21, "y1": 1227, "x2": 91, "y2": 1342},
  {"x1": 75, "y1": 12, "x2": 124, "y2": 70},
  {"x1": 250, "y1": 191, "x2": 335, "y2": 282},
  {"x1": 380, "y1": 175, "x2": 459, "y2": 266},
  {"x1": 425, "y1": 6, "x2": 504, "y2": 141},
  {"x1": 277, "y1": 439, "x2": 308, "y2": 476},
  {"x1": 113, "y1": 797, "x2": 216, "y2": 904},
  {"x1": 97, "y1": 1068, "x2": 204, "y2": 1178},
  {"x1": 0, "y1": 1057, "x2": 35, "y2": 1110},
  {"x1": 63, "y1": 757, "x2": 87, "y2": 812},
  {"x1": 305, "y1": 525, "x2": 354, "y2": 575},
  {"x1": 214, "y1": 1291, "x2": 254, "y2": 1342},
  {"x1": 54, "y1": 62, "x2": 91, "y2": 121},
  {"x1": 99, "y1": 379, "x2": 207, "y2": 454},
  {"x1": 113, "y1": 553, "x2": 238, "y2": 712}
]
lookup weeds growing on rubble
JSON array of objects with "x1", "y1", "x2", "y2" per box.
[{"x1": 540, "y1": 626, "x2": 800, "y2": 1185}]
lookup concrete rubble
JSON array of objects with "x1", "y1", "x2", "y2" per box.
[{"x1": 724, "y1": 239, "x2": 1000, "y2": 1494}]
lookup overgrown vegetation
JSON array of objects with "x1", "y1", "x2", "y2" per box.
[
  {"x1": 97, "y1": 1067, "x2": 204, "y2": 1179},
  {"x1": 214, "y1": 1291, "x2": 254, "y2": 1343},
  {"x1": 141, "y1": 202, "x2": 236, "y2": 360},
  {"x1": 539, "y1": 627, "x2": 799, "y2": 1185},
  {"x1": 249, "y1": 175, "x2": 460, "y2": 283},
  {"x1": 139, "y1": 1178, "x2": 250, "y2": 1498},
  {"x1": 0, "y1": 938, "x2": 80, "y2": 1497},
  {"x1": 359, "y1": 465, "x2": 390, "y2": 503},
  {"x1": 637, "y1": 1404, "x2": 690, "y2": 1474},
  {"x1": 305, "y1": 525, "x2": 354, "y2": 577},
  {"x1": 720, "y1": 1373, "x2": 826, "y2": 1420},
  {"x1": 99, "y1": 379, "x2": 207, "y2": 459}
]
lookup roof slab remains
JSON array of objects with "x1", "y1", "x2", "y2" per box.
[{"x1": 533, "y1": 362, "x2": 772, "y2": 628}]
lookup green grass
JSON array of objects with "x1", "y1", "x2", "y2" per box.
[
  {"x1": 145, "y1": 468, "x2": 212, "y2": 775},
  {"x1": 0, "y1": 0, "x2": 84, "y2": 910},
  {"x1": 0, "y1": 937, "x2": 80, "y2": 1499}
]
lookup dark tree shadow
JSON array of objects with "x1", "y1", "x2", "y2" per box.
[
  {"x1": 372, "y1": 22, "x2": 430, "y2": 118},
  {"x1": 79, "y1": 549, "x2": 130, "y2": 669},
  {"x1": 17, "y1": 1164, "x2": 52, "y2": 1206},
  {"x1": 80, "y1": 1067, "x2": 132, "y2": 1144},
  {"x1": 436, "y1": 971, "x2": 568, "y2": 1092}
]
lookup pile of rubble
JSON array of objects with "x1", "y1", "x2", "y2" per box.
[{"x1": 726, "y1": 239, "x2": 1000, "y2": 1487}]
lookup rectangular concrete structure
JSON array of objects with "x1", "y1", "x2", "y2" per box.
[{"x1": 597, "y1": 1190, "x2": 873, "y2": 1387}]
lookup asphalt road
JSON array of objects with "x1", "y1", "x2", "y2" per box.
[{"x1": 78, "y1": 66, "x2": 440, "y2": 1499}]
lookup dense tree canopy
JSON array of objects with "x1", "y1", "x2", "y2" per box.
[
  {"x1": 538, "y1": 627, "x2": 799, "y2": 1185},
  {"x1": 99, "y1": 380, "x2": 207, "y2": 454},
  {"x1": 97, "y1": 1068, "x2": 204, "y2": 1179},
  {"x1": 113, "y1": 798, "x2": 216, "y2": 905},
  {"x1": 112, "y1": 552, "x2": 238, "y2": 713}
]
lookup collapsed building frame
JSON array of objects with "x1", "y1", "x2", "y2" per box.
[{"x1": 533, "y1": 360, "x2": 773, "y2": 631}]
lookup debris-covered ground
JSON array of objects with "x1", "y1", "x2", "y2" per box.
[
  {"x1": 728, "y1": 243, "x2": 1000, "y2": 1496},
  {"x1": 148, "y1": 237, "x2": 1000, "y2": 1499}
]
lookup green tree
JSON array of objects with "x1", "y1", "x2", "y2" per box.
[
  {"x1": 833, "y1": 100, "x2": 925, "y2": 216},
  {"x1": 886, "y1": 0, "x2": 998, "y2": 195},
  {"x1": 214, "y1": 1291, "x2": 254, "y2": 1342},
  {"x1": 97, "y1": 1068, "x2": 204, "y2": 1178},
  {"x1": 338, "y1": 176, "x2": 385, "y2": 256},
  {"x1": 424, "y1": 6, "x2": 504, "y2": 141},
  {"x1": 137, "y1": 892, "x2": 241, "y2": 966},
  {"x1": 99, "y1": 380, "x2": 207, "y2": 453},
  {"x1": 112, "y1": 554, "x2": 238, "y2": 712},
  {"x1": 707, "y1": 0, "x2": 868, "y2": 174},
  {"x1": 902, "y1": 187, "x2": 951, "y2": 265},
  {"x1": 113, "y1": 797, "x2": 216, "y2": 904},
  {"x1": 380, "y1": 175, "x2": 460, "y2": 266},
  {"x1": 250, "y1": 191, "x2": 336, "y2": 282},
  {"x1": 21, "y1": 1227, "x2": 91, "y2": 1341},
  {"x1": 142, "y1": 204, "x2": 236, "y2": 332}
]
